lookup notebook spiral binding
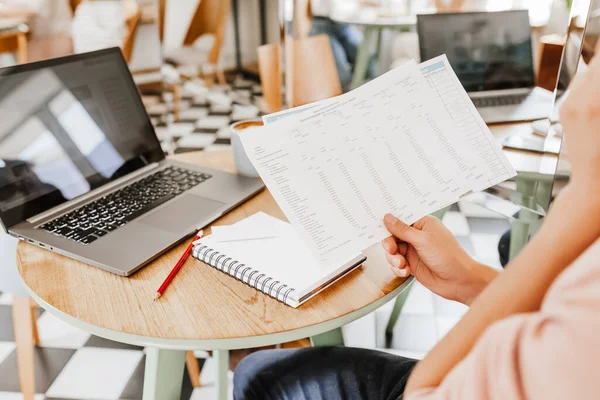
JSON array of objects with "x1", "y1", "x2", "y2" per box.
[{"x1": 193, "y1": 244, "x2": 297, "y2": 305}]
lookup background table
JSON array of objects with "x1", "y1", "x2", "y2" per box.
[
  {"x1": 333, "y1": 0, "x2": 554, "y2": 89},
  {"x1": 17, "y1": 150, "x2": 411, "y2": 400}
]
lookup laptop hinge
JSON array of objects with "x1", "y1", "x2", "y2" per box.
[
  {"x1": 468, "y1": 88, "x2": 532, "y2": 98},
  {"x1": 27, "y1": 162, "x2": 161, "y2": 225}
]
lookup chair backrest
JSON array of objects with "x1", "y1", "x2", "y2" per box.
[
  {"x1": 183, "y1": 0, "x2": 230, "y2": 46},
  {"x1": 287, "y1": 34, "x2": 342, "y2": 107},
  {"x1": 157, "y1": 0, "x2": 230, "y2": 65},
  {"x1": 257, "y1": 35, "x2": 342, "y2": 111},
  {"x1": 122, "y1": 0, "x2": 142, "y2": 63},
  {"x1": 69, "y1": 0, "x2": 83, "y2": 15},
  {"x1": 257, "y1": 43, "x2": 283, "y2": 113}
]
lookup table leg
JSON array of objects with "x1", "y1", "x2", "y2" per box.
[
  {"x1": 12, "y1": 296, "x2": 36, "y2": 400},
  {"x1": 535, "y1": 179, "x2": 553, "y2": 213},
  {"x1": 214, "y1": 349, "x2": 229, "y2": 400},
  {"x1": 142, "y1": 348, "x2": 186, "y2": 400},
  {"x1": 350, "y1": 26, "x2": 376, "y2": 89},
  {"x1": 375, "y1": 28, "x2": 383, "y2": 75},
  {"x1": 310, "y1": 327, "x2": 344, "y2": 346},
  {"x1": 16, "y1": 32, "x2": 28, "y2": 64},
  {"x1": 385, "y1": 282, "x2": 412, "y2": 344}
]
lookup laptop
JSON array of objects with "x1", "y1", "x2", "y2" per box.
[
  {"x1": 0, "y1": 48, "x2": 264, "y2": 276},
  {"x1": 417, "y1": 10, "x2": 554, "y2": 124}
]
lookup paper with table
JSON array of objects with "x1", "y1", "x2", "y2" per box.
[{"x1": 243, "y1": 55, "x2": 516, "y2": 264}]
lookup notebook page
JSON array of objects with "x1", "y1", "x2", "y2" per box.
[
  {"x1": 197, "y1": 213, "x2": 363, "y2": 298},
  {"x1": 241, "y1": 60, "x2": 512, "y2": 264}
]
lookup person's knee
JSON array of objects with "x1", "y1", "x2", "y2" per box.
[
  {"x1": 233, "y1": 351, "x2": 264, "y2": 399},
  {"x1": 233, "y1": 349, "x2": 297, "y2": 399}
]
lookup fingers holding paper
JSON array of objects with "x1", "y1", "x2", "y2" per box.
[{"x1": 381, "y1": 213, "x2": 499, "y2": 305}]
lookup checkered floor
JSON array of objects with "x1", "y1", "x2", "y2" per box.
[
  {"x1": 143, "y1": 77, "x2": 264, "y2": 156},
  {"x1": 0, "y1": 198, "x2": 510, "y2": 399}
]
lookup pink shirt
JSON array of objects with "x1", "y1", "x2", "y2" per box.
[{"x1": 410, "y1": 237, "x2": 600, "y2": 400}]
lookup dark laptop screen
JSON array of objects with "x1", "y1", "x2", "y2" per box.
[
  {"x1": 0, "y1": 48, "x2": 163, "y2": 229},
  {"x1": 417, "y1": 10, "x2": 535, "y2": 92}
]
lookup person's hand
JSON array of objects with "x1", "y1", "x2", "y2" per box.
[
  {"x1": 382, "y1": 214, "x2": 498, "y2": 305},
  {"x1": 560, "y1": 55, "x2": 600, "y2": 193}
]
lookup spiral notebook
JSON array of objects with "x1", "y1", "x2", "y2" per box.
[{"x1": 192, "y1": 212, "x2": 366, "y2": 308}]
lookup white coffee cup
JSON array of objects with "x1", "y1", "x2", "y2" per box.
[{"x1": 230, "y1": 119, "x2": 263, "y2": 178}]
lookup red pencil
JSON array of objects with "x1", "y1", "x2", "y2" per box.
[{"x1": 154, "y1": 230, "x2": 203, "y2": 300}]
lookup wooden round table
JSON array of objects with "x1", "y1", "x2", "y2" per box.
[{"x1": 17, "y1": 150, "x2": 411, "y2": 400}]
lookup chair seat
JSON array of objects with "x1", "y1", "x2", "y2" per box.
[{"x1": 0, "y1": 231, "x2": 29, "y2": 297}]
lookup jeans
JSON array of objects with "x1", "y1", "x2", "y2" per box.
[
  {"x1": 233, "y1": 347, "x2": 417, "y2": 400},
  {"x1": 310, "y1": 18, "x2": 376, "y2": 90}
]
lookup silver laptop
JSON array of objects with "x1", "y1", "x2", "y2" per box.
[
  {"x1": 418, "y1": 10, "x2": 554, "y2": 124},
  {"x1": 0, "y1": 48, "x2": 264, "y2": 276}
]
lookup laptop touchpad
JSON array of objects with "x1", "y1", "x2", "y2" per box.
[{"x1": 138, "y1": 194, "x2": 225, "y2": 234}]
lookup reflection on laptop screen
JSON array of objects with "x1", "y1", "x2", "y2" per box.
[
  {"x1": 0, "y1": 48, "x2": 163, "y2": 226},
  {"x1": 418, "y1": 10, "x2": 535, "y2": 92}
]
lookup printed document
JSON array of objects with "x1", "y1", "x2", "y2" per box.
[{"x1": 241, "y1": 56, "x2": 516, "y2": 264}]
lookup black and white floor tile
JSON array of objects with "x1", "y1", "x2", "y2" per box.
[
  {"x1": 143, "y1": 77, "x2": 264, "y2": 157},
  {"x1": 0, "y1": 199, "x2": 511, "y2": 399}
]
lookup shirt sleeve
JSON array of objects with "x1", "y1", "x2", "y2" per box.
[{"x1": 407, "y1": 307, "x2": 599, "y2": 400}]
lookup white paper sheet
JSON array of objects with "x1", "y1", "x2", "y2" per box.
[
  {"x1": 419, "y1": 55, "x2": 516, "y2": 191},
  {"x1": 242, "y1": 57, "x2": 516, "y2": 263}
]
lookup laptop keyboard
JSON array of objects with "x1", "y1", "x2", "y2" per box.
[
  {"x1": 471, "y1": 93, "x2": 529, "y2": 108},
  {"x1": 40, "y1": 166, "x2": 212, "y2": 245}
]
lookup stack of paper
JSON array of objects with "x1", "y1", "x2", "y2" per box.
[{"x1": 240, "y1": 55, "x2": 516, "y2": 264}]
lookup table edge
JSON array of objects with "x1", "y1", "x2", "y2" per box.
[{"x1": 26, "y1": 276, "x2": 414, "y2": 350}]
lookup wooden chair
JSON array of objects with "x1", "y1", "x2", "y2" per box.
[
  {"x1": 288, "y1": 34, "x2": 342, "y2": 107},
  {"x1": 0, "y1": 233, "x2": 39, "y2": 400},
  {"x1": 161, "y1": 0, "x2": 231, "y2": 85},
  {"x1": 122, "y1": 0, "x2": 142, "y2": 63},
  {"x1": 537, "y1": 34, "x2": 566, "y2": 91},
  {"x1": 0, "y1": 24, "x2": 29, "y2": 64},
  {"x1": 257, "y1": 34, "x2": 342, "y2": 112},
  {"x1": 257, "y1": 44, "x2": 282, "y2": 113},
  {"x1": 68, "y1": 0, "x2": 84, "y2": 15}
]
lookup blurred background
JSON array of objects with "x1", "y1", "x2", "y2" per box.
[{"x1": 0, "y1": 0, "x2": 598, "y2": 399}]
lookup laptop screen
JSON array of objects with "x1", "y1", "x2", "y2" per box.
[
  {"x1": 0, "y1": 48, "x2": 164, "y2": 229},
  {"x1": 417, "y1": 10, "x2": 535, "y2": 92}
]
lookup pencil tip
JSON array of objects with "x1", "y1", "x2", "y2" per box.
[{"x1": 154, "y1": 293, "x2": 161, "y2": 301}]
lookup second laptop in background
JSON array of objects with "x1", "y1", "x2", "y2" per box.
[{"x1": 417, "y1": 10, "x2": 554, "y2": 124}]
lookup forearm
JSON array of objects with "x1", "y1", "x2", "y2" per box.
[
  {"x1": 456, "y1": 259, "x2": 499, "y2": 306},
  {"x1": 406, "y1": 183, "x2": 600, "y2": 394}
]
